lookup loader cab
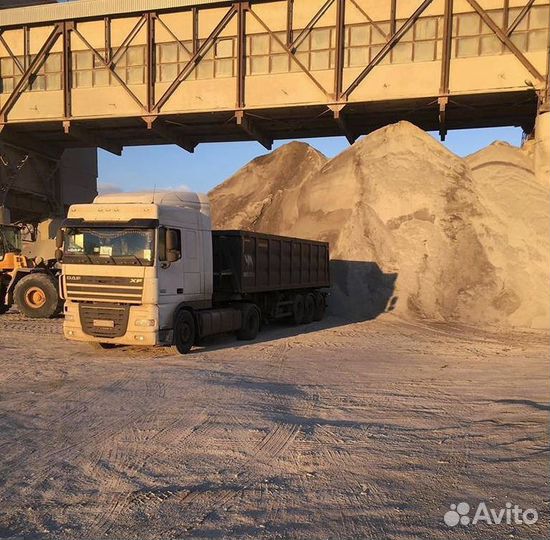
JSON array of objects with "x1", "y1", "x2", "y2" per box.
[{"x1": 0, "y1": 225, "x2": 22, "y2": 268}]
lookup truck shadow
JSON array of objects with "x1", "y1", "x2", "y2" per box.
[{"x1": 194, "y1": 260, "x2": 398, "y2": 353}]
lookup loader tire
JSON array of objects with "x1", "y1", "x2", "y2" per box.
[{"x1": 14, "y1": 273, "x2": 62, "y2": 319}]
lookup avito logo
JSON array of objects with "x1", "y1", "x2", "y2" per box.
[{"x1": 444, "y1": 501, "x2": 538, "y2": 527}]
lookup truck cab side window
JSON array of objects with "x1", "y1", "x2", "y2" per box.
[{"x1": 158, "y1": 227, "x2": 181, "y2": 262}]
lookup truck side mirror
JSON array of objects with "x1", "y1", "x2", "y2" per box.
[
  {"x1": 55, "y1": 229, "x2": 64, "y2": 249},
  {"x1": 165, "y1": 229, "x2": 181, "y2": 262},
  {"x1": 55, "y1": 248, "x2": 63, "y2": 262}
]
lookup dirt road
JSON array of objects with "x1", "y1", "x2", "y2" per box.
[{"x1": 0, "y1": 313, "x2": 548, "y2": 539}]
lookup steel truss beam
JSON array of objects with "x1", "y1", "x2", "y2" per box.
[
  {"x1": 63, "y1": 121, "x2": 122, "y2": 156},
  {"x1": 71, "y1": 24, "x2": 147, "y2": 113},
  {"x1": 348, "y1": 0, "x2": 389, "y2": 41},
  {"x1": 329, "y1": 104, "x2": 356, "y2": 144},
  {"x1": 247, "y1": 6, "x2": 330, "y2": 98},
  {"x1": 343, "y1": 0, "x2": 434, "y2": 99},
  {"x1": 142, "y1": 116, "x2": 197, "y2": 153},
  {"x1": 0, "y1": 0, "x2": 545, "y2": 152},
  {"x1": 0, "y1": 32, "x2": 24, "y2": 74},
  {"x1": 236, "y1": 1, "x2": 247, "y2": 109},
  {"x1": 154, "y1": 5, "x2": 238, "y2": 112},
  {"x1": 466, "y1": 0, "x2": 544, "y2": 83},
  {"x1": 333, "y1": 0, "x2": 346, "y2": 101},
  {"x1": 0, "y1": 24, "x2": 63, "y2": 124},
  {"x1": 439, "y1": 0, "x2": 453, "y2": 140},
  {"x1": 506, "y1": 0, "x2": 535, "y2": 37},
  {"x1": 235, "y1": 111, "x2": 273, "y2": 150},
  {"x1": 62, "y1": 21, "x2": 73, "y2": 120},
  {"x1": 146, "y1": 12, "x2": 156, "y2": 114},
  {"x1": 289, "y1": 0, "x2": 334, "y2": 53}
]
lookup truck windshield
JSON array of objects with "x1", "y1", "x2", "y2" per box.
[
  {"x1": 0, "y1": 226, "x2": 22, "y2": 261},
  {"x1": 64, "y1": 228, "x2": 155, "y2": 266}
]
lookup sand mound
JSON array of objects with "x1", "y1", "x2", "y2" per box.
[
  {"x1": 209, "y1": 122, "x2": 549, "y2": 328},
  {"x1": 210, "y1": 141, "x2": 327, "y2": 232},
  {"x1": 466, "y1": 143, "x2": 550, "y2": 328}
]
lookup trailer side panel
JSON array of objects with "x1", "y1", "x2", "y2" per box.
[{"x1": 212, "y1": 230, "x2": 329, "y2": 295}]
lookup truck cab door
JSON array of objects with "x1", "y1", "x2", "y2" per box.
[
  {"x1": 158, "y1": 227, "x2": 184, "y2": 300},
  {"x1": 182, "y1": 229, "x2": 201, "y2": 298}
]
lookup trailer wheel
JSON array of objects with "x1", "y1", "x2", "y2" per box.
[
  {"x1": 174, "y1": 310, "x2": 196, "y2": 354},
  {"x1": 14, "y1": 273, "x2": 62, "y2": 319},
  {"x1": 237, "y1": 304, "x2": 260, "y2": 341},
  {"x1": 304, "y1": 293, "x2": 315, "y2": 324},
  {"x1": 314, "y1": 292, "x2": 326, "y2": 321},
  {"x1": 292, "y1": 294, "x2": 305, "y2": 325}
]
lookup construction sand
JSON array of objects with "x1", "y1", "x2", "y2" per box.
[
  {"x1": 0, "y1": 314, "x2": 548, "y2": 540},
  {"x1": 210, "y1": 122, "x2": 550, "y2": 329}
]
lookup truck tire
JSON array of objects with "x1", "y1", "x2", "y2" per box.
[
  {"x1": 303, "y1": 293, "x2": 316, "y2": 323},
  {"x1": 237, "y1": 304, "x2": 260, "y2": 341},
  {"x1": 314, "y1": 292, "x2": 326, "y2": 321},
  {"x1": 292, "y1": 294, "x2": 305, "y2": 325},
  {"x1": 174, "y1": 310, "x2": 196, "y2": 354},
  {"x1": 13, "y1": 273, "x2": 62, "y2": 319}
]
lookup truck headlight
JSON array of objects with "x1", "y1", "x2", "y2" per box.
[{"x1": 135, "y1": 319, "x2": 156, "y2": 328}]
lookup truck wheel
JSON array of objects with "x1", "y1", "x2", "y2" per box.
[
  {"x1": 304, "y1": 293, "x2": 315, "y2": 324},
  {"x1": 237, "y1": 304, "x2": 260, "y2": 341},
  {"x1": 314, "y1": 292, "x2": 326, "y2": 321},
  {"x1": 292, "y1": 294, "x2": 305, "y2": 325},
  {"x1": 14, "y1": 273, "x2": 62, "y2": 319},
  {"x1": 174, "y1": 310, "x2": 196, "y2": 354}
]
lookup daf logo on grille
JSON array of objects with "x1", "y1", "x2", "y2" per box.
[{"x1": 66, "y1": 276, "x2": 81, "y2": 281}]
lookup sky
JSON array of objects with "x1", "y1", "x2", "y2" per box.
[{"x1": 97, "y1": 126, "x2": 523, "y2": 195}]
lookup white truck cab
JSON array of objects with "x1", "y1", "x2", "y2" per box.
[{"x1": 62, "y1": 192, "x2": 213, "y2": 348}]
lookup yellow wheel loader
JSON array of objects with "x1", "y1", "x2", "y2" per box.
[{"x1": 0, "y1": 224, "x2": 62, "y2": 318}]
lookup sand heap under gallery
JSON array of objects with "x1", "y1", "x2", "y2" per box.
[{"x1": 210, "y1": 122, "x2": 549, "y2": 328}]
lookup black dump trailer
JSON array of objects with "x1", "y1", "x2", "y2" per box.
[{"x1": 212, "y1": 230, "x2": 330, "y2": 325}]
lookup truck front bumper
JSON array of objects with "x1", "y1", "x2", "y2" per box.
[
  {"x1": 63, "y1": 302, "x2": 161, "y2": 346},
  {"x1": 63, "y1": 325, "x2": 159, "y2": 346}
]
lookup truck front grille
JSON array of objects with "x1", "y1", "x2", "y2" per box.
[
  {"x1": 65, "y1": 276, "x2": 143, "y2": 304},
  {"x1": 79, "y1": 303, "x2": 130, "y2": 339}
]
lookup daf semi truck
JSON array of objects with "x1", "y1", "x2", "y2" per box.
[{"x1": 59, "y1": 192, "x2": 330, "y2": 354}]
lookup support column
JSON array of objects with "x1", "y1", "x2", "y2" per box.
[
  {"x1": 0, "y1": 206, "x2": 11, "y2": 225},
  {"x1": 533, "y1": 111, "x2": 550, "y2": 186}
]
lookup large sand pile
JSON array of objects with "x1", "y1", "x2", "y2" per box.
[{"x1": 210, "y1": 122, "x2": 549, "y2": 328}]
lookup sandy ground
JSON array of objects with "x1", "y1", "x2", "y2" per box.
[{"x1": 0, "y1": 313, "x2": 548, "y2": 540}]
